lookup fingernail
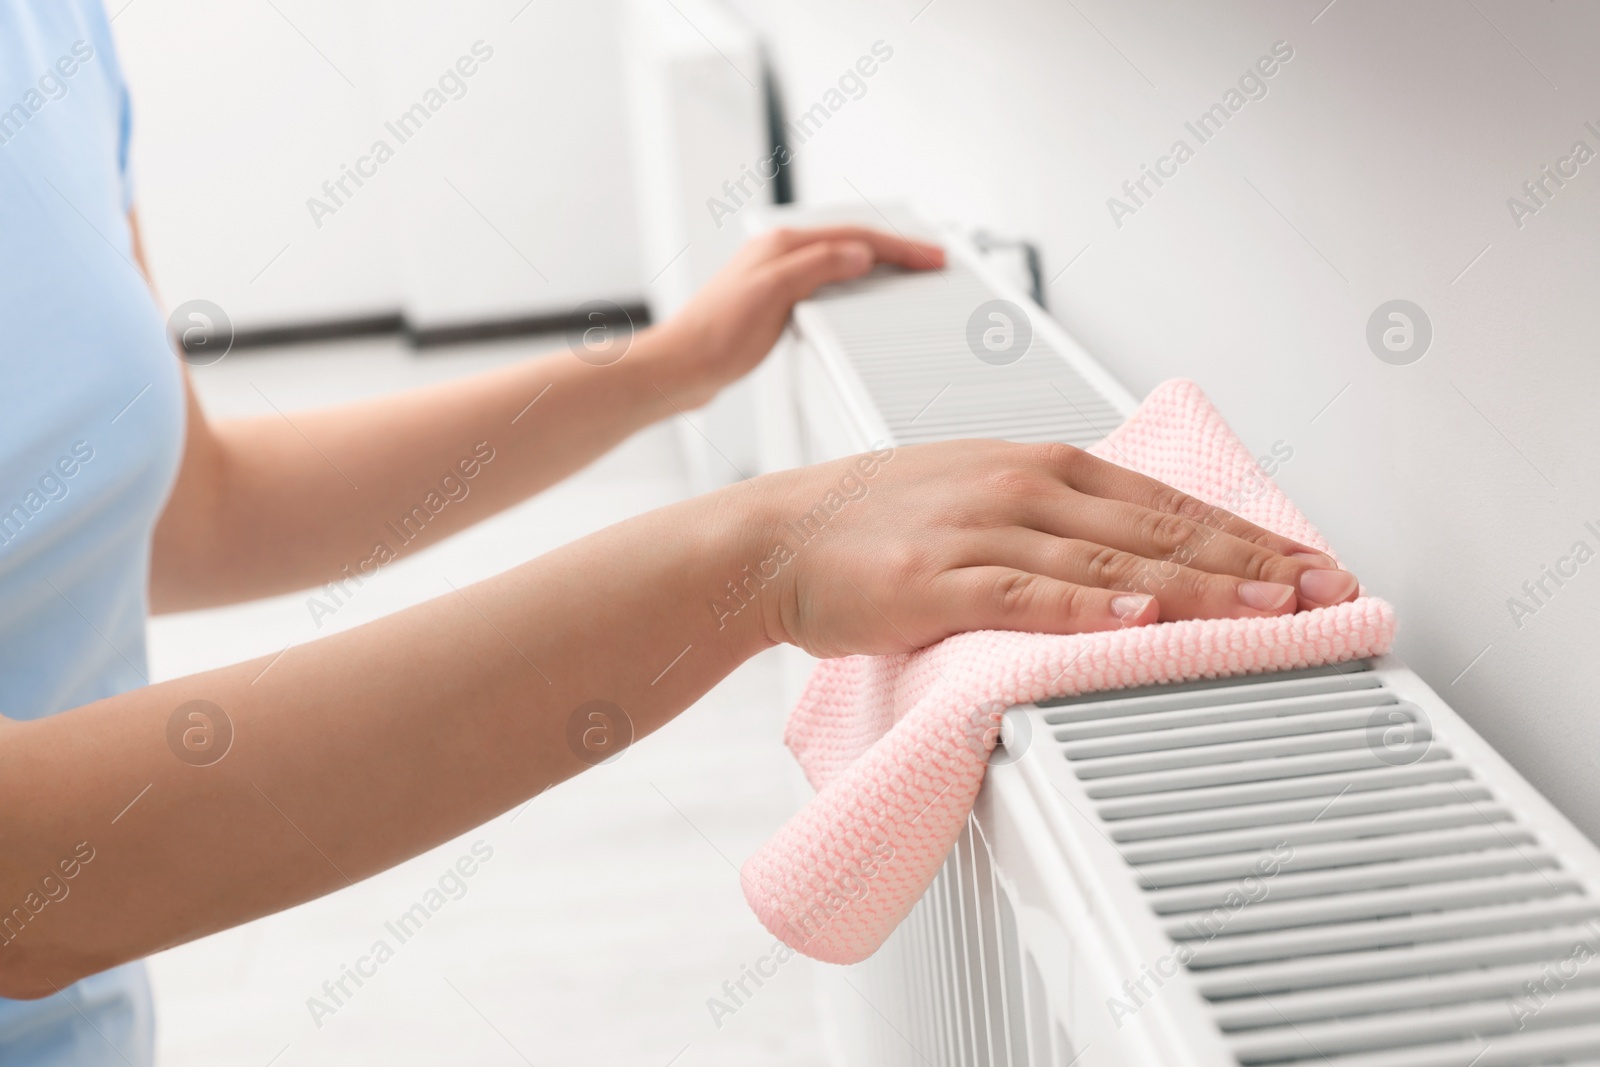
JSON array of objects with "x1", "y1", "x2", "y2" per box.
[
  {"x1": 1299, "y1": 568, "x2": 1358, "y2": 604},
  {"x1": 1110, "y1": 594, "x2": 1152, "y2": 621},
  {"x1": 1238, "y1": 581, "x2": 1296, "y2": 611},
  {"x1": 1290, "y1": 550, "x2": 1334, "y2": 564}
]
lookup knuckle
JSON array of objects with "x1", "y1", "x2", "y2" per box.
[
  {"x1": 1051, "y1": 580, "x2": 1088, "y2": 620},
  {"x1": 1141, "y1": 510, "x2": 1200, "y2": 557},
  {"x1": 1153, "y1": 485, "x2": 1210, "y2": 523},
  {"x1": 1033, "y1": 441, "x2": 1083, "y2": 476},
  {"x1": 767, "y1": 226, "x2": 799, "y2": 250},
  {"x1": 885, "y1": 545, "x2": 931, "y2": 587},
  {"x1": 1240, "y1": 547, "x2": 1282, "y2": 583},
  {"x1": 1178, "y1": 568, "x2": 1220, "y2": 604},
  {"x1": 992, "y1": 571, "x2": 1039, "y2": 615},
  {"x1": 1085, "y1": 545, "x2": 1138, "y2": 590},
  {"x1": 1238, "y1": 526, "x2": 1282, "y2": 551}
]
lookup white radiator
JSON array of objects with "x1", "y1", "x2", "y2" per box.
[{"x1": 755, "y1": 205, "x2": 1600, "y2": 1066}]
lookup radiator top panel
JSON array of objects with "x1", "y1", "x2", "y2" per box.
[{"x1": 799, "y1": 262, "x2": 1126, "y2": 447}]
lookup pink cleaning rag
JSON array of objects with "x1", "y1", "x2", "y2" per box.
[{"x1": 741, "y1": 378, "x2": 1397, "y2": 965}]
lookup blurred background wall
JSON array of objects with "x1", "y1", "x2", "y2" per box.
[{"x1": 115, "y1": 0, "x2": 643, "y2": 333}]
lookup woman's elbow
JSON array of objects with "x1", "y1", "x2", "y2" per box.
[{"x1": 0, "y1": 948, "x2": 91, "y2": 1001}]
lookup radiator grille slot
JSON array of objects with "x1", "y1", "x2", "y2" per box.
[
  {"x1": 799, "y1": 263, "x2": 1125, "y2": 446},
  {"x1": 1043, "y1": 662, "x2": 1600, "y2": 1065},
  {"x1": 830, "y1": 818, "x2": 1073, "y2": 1066}
]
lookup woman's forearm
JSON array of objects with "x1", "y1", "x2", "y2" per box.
[
  {"x1": 2, "y1": 482, "x2": 771, "y2": 998},
  {"x1": 151, "y1": 325, "x2": 688, "y2": 612}
]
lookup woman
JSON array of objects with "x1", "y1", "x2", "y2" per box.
[{"x1": 0, "y1": 3, "x2": 1359, "y2": 1062}]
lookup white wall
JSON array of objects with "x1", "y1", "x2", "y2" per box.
[
  {"x1": 111, "y1": 0, "x2": 642, "y2": 331},
  {"x1": 731, "y1": 0, "x2": 1600, "y2": 839}
]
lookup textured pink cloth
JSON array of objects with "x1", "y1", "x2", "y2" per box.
[{"x1": 740, "y1": 379, "x2": 1397, "y2": 965}]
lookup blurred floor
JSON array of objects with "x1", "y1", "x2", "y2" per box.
[{"x1": 146, "y1": 335, "x2": 826, "y2": 1067}]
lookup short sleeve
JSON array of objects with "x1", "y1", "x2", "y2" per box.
[{"x1": 72, "y1": 0, "x2": 137, "y2": 213}]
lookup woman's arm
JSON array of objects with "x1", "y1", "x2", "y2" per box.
[
  {"x1": 0, "y1": 438, "x2": 1355, "y2": 998},
  {"x1": 150, "y1": 225, "x2": 946, "y2": 611}
]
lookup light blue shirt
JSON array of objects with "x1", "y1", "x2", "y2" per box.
[{"x1": 0, "y1": 1, "x2": 186, "y2": 1062}]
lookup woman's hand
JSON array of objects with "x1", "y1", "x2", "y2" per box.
[
  {"x1": 641, "y1": 226, "x2": 946, "y2": 408},
  {"x1": 726, "y1": 439, "x2": 1359, "y2": 659}
]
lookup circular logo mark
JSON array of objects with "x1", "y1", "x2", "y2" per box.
[
  {"x1": 566, "y1": 300, "x2": 634, "y2": 367},
  {"x1": 566, "y1": 699, "x2": 634, "y2": 767},
  {"x1": 961, "y1": 701, "x2": 1033, "y2": 767},
  {"x1": 1366, "y1": 701, "x2": 1431, "y2": 766},
  {"x1": 168, "y1": 299, "x2": 234, "y2": 367},
  {"x1": 1365, "y1": 299, "x2": 1431, "y2": 366},
  {"x1": 966, "y1": 298, "x2": 1032, "y2": 366},
  {"x1": 166, "y1": 699, "x2": 234, "y2": 767}
]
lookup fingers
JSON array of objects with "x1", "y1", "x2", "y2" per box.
[
  {"x1": 1036, "y1": 443, "x2": 1319, "y2": 559},
  {"x1": 1018, "y1": 445, "x2": 1356, "y2": 610},
  {"x1": 928, "y1": 567, "x2": 1158, "y2": 636},
  {"x1": 1021, "y1": 488, "x2": 1357, "y2": 610},
  {"x1": 758, "y1": 240, "x2": 877, "y2": 306},
  {"x1": 979, "y1": 529, "x2": 1306, "y2": 622},
  {"x1": 763, "y1": 225, "x2": 946, "y2": 273}
]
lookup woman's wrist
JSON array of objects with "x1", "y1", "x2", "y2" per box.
[
  {"x1": 694, "y1": 476, "x2": 789, "y2": 661},
  {"x1": 575, "y1": 326, "x2": 677, "y2": 427},
  {"x1": 619, "y1": 320, "x2": 724, "y2": 413}
]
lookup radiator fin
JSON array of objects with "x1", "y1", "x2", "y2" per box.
[
  {"x1": 797, "y1": 264, "x2": 1124, "y2": 446},
  {"x1": 831, "y1": 818, "x2": 1070, "y2": 1066},
  {"x1": 1043, "y1": 662, "x2": 1600, "y2": 1065}
]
